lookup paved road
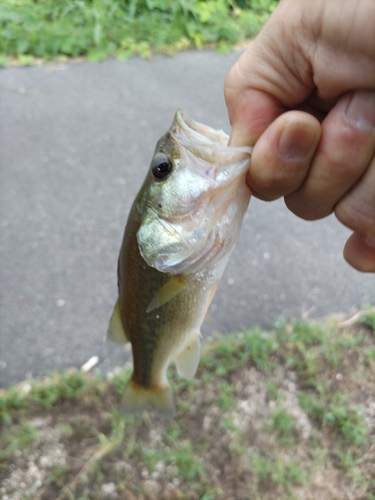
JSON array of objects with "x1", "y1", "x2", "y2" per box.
[{"x1": 0, "y1": 51, "x2": 374, "y2": 388}]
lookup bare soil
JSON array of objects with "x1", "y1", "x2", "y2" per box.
[{"x1": 1, "y1": 318, "x2": 374, "y2": 500}]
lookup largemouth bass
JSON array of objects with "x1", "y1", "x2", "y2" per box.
[{"x1": 108, "y1": 110, "x2": 252, "y2": 418}]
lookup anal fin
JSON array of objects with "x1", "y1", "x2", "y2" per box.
[
  {"x1": 174, "y1": 334, "x2": 201, "y2": 379},
  {"x1": 107, "y1": 300, "x2": 128, "y2": 344}
]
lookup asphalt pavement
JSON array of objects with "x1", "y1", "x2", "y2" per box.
[{"x1": 0, "y1": 50, "x2": 374, "y2": 388}]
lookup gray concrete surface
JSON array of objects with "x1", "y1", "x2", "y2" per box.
[{"x1": 0, "y1": 51, "x2": 374, "y2": 388}]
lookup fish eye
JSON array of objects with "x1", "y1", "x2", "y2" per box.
[{"x1": 151, "y1": 154, "x2": 173, "y2": 180}]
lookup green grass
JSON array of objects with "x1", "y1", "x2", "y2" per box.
[
  {"x1": 299, "y1": 389, "x2": 369, "y2": 448},
  {"x1": 0, "y1": 419, "x2": 38, "y2": 460},
  {"x1": 1, "y1": 311, "x2": 374, "y2": 499},
  {"x1": 361, "y1": 303, "x2": 375, "y2": 332},
  {"x1": 0, "y1": 0, "x2": 279, "y2": 65},
  {"x1": 250, "y1": 451, "x2": 306, "y2": 495},
  {"x1": 267, "y1": 408, "x2": 297, "y2": 445}
]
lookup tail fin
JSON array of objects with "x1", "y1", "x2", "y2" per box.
[{"x1": 119, "y1": 379, "x2": 175, "y2": 419}]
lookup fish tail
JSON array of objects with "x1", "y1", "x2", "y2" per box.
[{"x1": 119, "y1": 379, "x2": 175, "y2": 419}]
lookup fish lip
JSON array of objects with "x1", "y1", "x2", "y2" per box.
[
  {"x1": 171, "y1": 110, "x2": 253, "y2": 182},
  {"x1": 174, "y1": 110, "x2": 229, "y2": 146},
  {"x1": 174, "y1": 109, "x2": 253, "y2": 153}
]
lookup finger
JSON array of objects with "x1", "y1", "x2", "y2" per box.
[
  {"x1": 343, "y1": 233, "x2": 375, "y2": 273},
  {"x1": 224, "y1": 2, "x2": 314, "y2": 148},
  {"x1": 247, "y1": 111, "x2": 321, "y2": 200},
  {"x1": 225, "y1": 72, "x2": 285, "y2": 147},
  {"x1": 336, "y1": 150, "x2": 375, "y2": 272},
  {"x1": 285, "y1": 90, "x2": 375, "y2": 220},
  {"x1": 335, "y1": 151, "x2": 375, "y2": 245}
]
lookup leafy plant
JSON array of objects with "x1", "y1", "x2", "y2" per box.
[{"x1": 0, "y1": 0, "x2": 280, "y2": 64}]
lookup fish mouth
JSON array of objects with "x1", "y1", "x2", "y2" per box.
[
  {"x1": 173, "y1": 110, "x2": 229, "y2": 147},
  {"x1": 171, "y1": 110, "x2": 253, "y2": 183}
]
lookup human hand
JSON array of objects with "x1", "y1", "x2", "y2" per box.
[{"x1": 224, "y1": 0, "x2": 375, "y2": 272}]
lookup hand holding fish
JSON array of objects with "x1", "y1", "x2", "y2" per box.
[{"x1": 225, "y1": 0, "x2": 375, "y2": 272}]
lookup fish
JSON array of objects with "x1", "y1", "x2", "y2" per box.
[{"x1": 107, "y1": 110, "x2": 252, "y2": 418}]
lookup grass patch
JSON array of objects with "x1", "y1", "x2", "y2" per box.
[
  {"x1": 251, "y1": 451, "x2": 306, "y2": 494},
  {"x1": 266, "y1": 408, "x2": 297, "y2": 445},
  {"x1": 0, "y1": 0, "x2": 279, "y2": 65},
  {"x1": 1, "y1": 310, "x2": 374, "y2": 499}
]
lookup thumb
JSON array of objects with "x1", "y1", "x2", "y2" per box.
[{"x1": 224, "y1": 74, "x2": 284, "y2": 147}]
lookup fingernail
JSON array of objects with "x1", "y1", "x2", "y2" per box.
[
  {"x1": 345, "y1": 90, "x2": 375, "y2": 131},
  {"x1": 278, "y1": 122, "x2": 318, "y2": 159}
]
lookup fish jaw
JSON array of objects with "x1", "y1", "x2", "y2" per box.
[{"x1": 137, "y1": 110, "x2": 252, "y2": 275}]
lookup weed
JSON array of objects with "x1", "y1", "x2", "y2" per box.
[
  {"x1": 242, "y1": 328, "x2": 279, "y2": 371},
  {"x1": 59, "y1": 423, "x2": 73, "y2": 438},
  {"x1": 173, "y1": 440, "x2": 205, "y2": 481},
  {"x1": 0, "y1": 420, "x2": 38, "y2": 460},
  {"x1": 45, "y1": 465, "x2": 70, "y2": 486},
  {"x1": 163, "y1": 422, "x2": 182, "y2": 444},
  {"x1": 142, "y1": 447, "x2": 168, "y2": 470},
  {"x1": 323, "y1": 392, "x2": 369, "y2": 446},
  {"x1": 0, "y1": 386, "x2": 27, "y2": 423},
  {"x1": 366, "y1": 346, "x2": 375, "y2": 364},
  {"x1": 0, "y1": 0, "x2": 280, "y2": 64},
  {"x1": 222, "y1": 414, "x2": 238, "y2": 432},
  {"x1": 251, "y1": 451, "x2": 306, "y2": 491},
  {"x1": 217, "y1": 381, "x2": 235, "y2": 411},
  {"x1": 266, "y1": 380, "x2": 279, "y2": 401},
  {"x1": 361, "y1": 304, "x2": 375, "y2": 332},
  {"x1": 200, "y1": 489, "x2": 225, "y2": 500},
  {"x1": 267, "y1": 408, "x2": 297, "y2": 445},
  {"x1": 299, "y1": 390, "x2": 369, "y2": 446},
  {"x1": 298, "y1": 391, "x2": 325, "y2": 422},
  {"x1": 31, "y1": 371, "x2": 90, "y2": 409},
  {"x1": 201, "y1": 327, "x2": 278, "y2": 377},
  {"x1": 338, "y1": 449, "x2": 363, "y2": 472}
]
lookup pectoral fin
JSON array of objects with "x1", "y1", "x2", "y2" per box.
[
  {"x1": 107, "y1": 300, "x2": 128, "y2": 344},
  {"x1": 146, "y1": 275, "x2": 187, "y2": 313},
  {"x1": 174, "y1": 334, "x2": 201, "y2": 379}
]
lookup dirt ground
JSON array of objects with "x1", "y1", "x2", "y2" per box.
[{"x1": 1, "y1": 316, "x2": 374, "y2": 500}]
